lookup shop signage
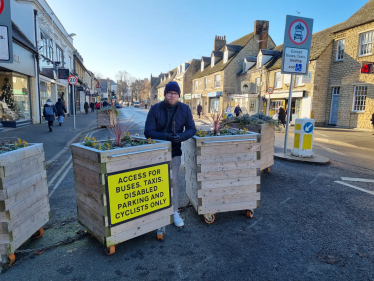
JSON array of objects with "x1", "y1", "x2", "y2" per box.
[
  {"x1": 207, "y1": 91, "x2": 222, "y2": 98},
  {"x1": 96, "y1": 80, "x2": 101, "y2": 88},
  {"x1": 58, "y1": 69, "x2": 69, "y2": 79},
  {"x1": 281, "y1": 15, "x2": 313, "y2": 75},
  {"x1": 105, "y1": 162, "x2": 171, "y2": 227},
  {"x1": 0, "y1": 0, "x2": 12, "y2": 63},
  {"x1": 301, "y1": 71, "x2": 313, "y2": 83},
  {"x1": 76, "y1": 86, "x2": 84, "y2": 91},
  {"x1": 361, "y1": 62, "x2": 373, "y2": 74},
  {"x1": 184, "y1": 94, "x2": 191, "y2": 100},
  {"x1": 267, "y1": 87, "x2": 274, "y2": 94},
  {"x1": 68, "y1": 75, "x2": 78, "y2": 85},
  {"x1": 192, "y1": 94, "x2": 201, "y2": 99}
]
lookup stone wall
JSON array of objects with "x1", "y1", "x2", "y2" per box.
[{"x1": 328, "y1": 21, "x2": 374, "y2": 129}]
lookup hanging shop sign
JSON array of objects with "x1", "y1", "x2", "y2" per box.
[
  {"x1": 0, "y1": 0, "x2": 12, "y2": 63},
  {"x1": 361, "y1": 62, "x2": 373, "y2": 74},
  {"x1": 76, "y1": 86, "x2": 84, "y2": 91},
  {"x1": 58, "y1": 69, "x2": 69, "y2": 79},
  {"x1": 105, "y1": 162, "x2": 171, "y2": 227}
]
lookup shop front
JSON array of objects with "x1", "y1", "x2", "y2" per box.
[
  {"x1": 57, "y1": 83, "x2": 68, "y2": 111},
  {"x1": 207, "y1": 91, "x2": 222, "y2": 113},
  {"x1": 228, "y1": 94, "x2": 259, "y2": 115},
  {"x1": 192, "y1": 94, "x2": 202, "y2": 114},
  {"x1": 183, "y1": 93, "x2": 191, "y2": 109},
  {"x1": 265, "y1": 91, "x2": 307, "y2": 124}
]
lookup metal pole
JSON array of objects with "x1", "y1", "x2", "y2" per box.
[
  {"x1": 284, "y1": 75, "x2": 294, "y2": 153},
  {"x1": 73, "y1": 85, "x2": 76, "y2": 130}
]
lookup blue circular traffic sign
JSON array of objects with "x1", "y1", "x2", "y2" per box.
[{"x1": 303, "y1": 122, "x2": 314, "y2": 133}]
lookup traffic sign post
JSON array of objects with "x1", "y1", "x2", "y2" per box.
[
  {"x1": 291, "y1": 118, "x2": 315, "y2": 157},
  {"x1": 282, "y1": 15, "x2": 313, "y2": 154},
  {"x1": 68, "y1": 75, "x2": 78, "y2": 85},
  {"x1": 267, "y1": 87, "x2": 274, "y2": 94},
  {"x1": 68, "y1": 75, "x2": 78, "y2": 130}
]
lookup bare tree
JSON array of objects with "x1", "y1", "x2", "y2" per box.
[
  {"x1": 115, "y1": 70, "x2": 137, "y2": 101},
  {"x1": 92, "y1": 71, "x2": 104, "y2": 80},
  {"x1": 139, "y1": 79, "x2": 151, "y2": 102}
]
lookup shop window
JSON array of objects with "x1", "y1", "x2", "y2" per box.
[
  {"x1": 295, "y1": 75, "x2": 304, "y2": 86},
  {"x1": 40, "y1": 32, "x2": 53, "y2": 60},
  {"x1": 255, "y1": 77, "x2": 261, "y2": 93},
  {"x1": 56, "y1": 45, "x2": 64, "y2": 65},
  {"x1": 336, "y1": 39, "x2": 345, "y2": 60},
  {"x1": 194, "y1": 81, "x2": 198, "y2": 91},
  {"x1": 359, "y1": 31, "x2": 373, "y2": 56},
  {"x1": 0, "y1": 73, "x2": 31, "y2": 122},
  {"x1": 352, "y1": 85, "x2": 367, "y2": 111},
  {"x1": 274, "y1": 72, "x2": 282, "y2": 88},
  {"x1": 214, "y1": 74, "x2": 220, "y2": 88}
]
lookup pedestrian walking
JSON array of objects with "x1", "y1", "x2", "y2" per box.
[
  {"x1": 96, "y1": 102, "x2": 100, "y2": 110},
  {"x1": 197, "y1": 103, "x2": 202, "y2": 119},
  {"x1": 55, "y1": 98, "x2": 67, "y2": 126},
  {"x1": 90, "y1": 102, "x2": 95, "y2": 112},
  {"x1": 278, "y1": 107, "x2": 286, "y2": 127},
  {"x1": 84, "y1": 102, "x2": 89, "y2": 114},
  {"x1": 371, "y1": 112, "x2": 374, "y2": 134},
  {"x1": 103, "y1": 100, "x2": 109, "y2": 107},
  {"x1": 43, "y1": 98, "x2": 57, "y2": 132},
  {"x1": 144, "y1": 81, "x2": 196, "y2": 227},
  {"x1": 234, "y1": 104, "x2": 242, "y2": 117}
]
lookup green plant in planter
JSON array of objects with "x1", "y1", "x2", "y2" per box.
[
  {"x1": 226, "y1": 113, "x2": 281, "y2": 130},
  {"x1": 0, "y1": 138, "x2": 29, "y2": 154}
]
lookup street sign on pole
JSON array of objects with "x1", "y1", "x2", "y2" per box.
[
  {"x1": 281, "y1": 15, "x2": 314, "y2": 75},
  {"x1": 267, "y1": 87, "x2": 274, "y2": 94},
  {"x1": 68, "y1": 75, "x2": 78, "y2": 85},
  {"x1": 0, "y1": 0, "x2": 13, "y2": 63},
  {"x1": 282, "y1": 15, "x2": 313, "y2": 154}
]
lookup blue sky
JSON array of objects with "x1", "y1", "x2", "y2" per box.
[{"x1": 48, "y1": 0, "x2": 368, "y2": 81}]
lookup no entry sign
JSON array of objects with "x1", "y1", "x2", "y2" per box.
[{"x1": 281, "y1": 15, "x2": 313, "y2": 75}]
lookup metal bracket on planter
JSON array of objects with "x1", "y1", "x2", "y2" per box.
[
  {"x1": 202, "y1": 138, "x2": 257, "y2": 144},
  {"x1": 107, "y1": 147, "x2": 169, "y2": 158}
]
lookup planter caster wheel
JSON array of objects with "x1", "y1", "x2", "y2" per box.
[
  {"x1": 106, "y1": 245, "x2": 115, "y2": 256},
  {"x1": 8, "y1": 253, "x2": 15, "y2": 266},
  {"x1": 263, "y1": 167, "x2": 270, "y2": 173},
  {"x1": 157, "y1": 227, "x2": 165, "y2": 241},
  {"x1": 204, "y1": 214, "x2": 215, "y2": 224},
  {"x1": 245, "y1": 210, "x2": 254, "y2": 218},
  {"x1": 89, "y1": 233, "x2": 94, "y2": 239},
  {"x1": 32, "y1": 228, "x2": 44, "y2": 239}
]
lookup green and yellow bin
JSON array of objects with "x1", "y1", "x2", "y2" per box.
[{"x1": 291, "y1": 118, "x2": 315, "y2": 157}]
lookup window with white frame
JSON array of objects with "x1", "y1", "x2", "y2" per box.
[
  {"x1": 40, "y1": 32, "x2": 53, "y2": 60},
  {"x1": 336, "y1": 39, "x2": 345, "y2": 60},
  {"x1": 214, "y1": 74, "x2": 220, "y2": 88},
  {"x1": 204, "y1": 78, "x2": 207, "y2": 90},
  {"x1": 352, "y1": 85, "x2": 367, "y2": 111},
  {"x1": 255, "y1": 77, "x2": 261, "y2": 93},
  {"x1": 359, "y1": 31, "x2": 373, "y2": 56},
  {"x1": 274, "y1": 72, "x2": 282, "y2": 88},
  {"x1": 194, "y1": 81, "x2": 198, "y2": 91},
  {"x1": 243, "y1": 61, "x2": 246, "y2": 73},
  {"x1": 332, "y1": 87, "x2": 340, "y2": 95},
  {"x1": 295, "y1": 75, "x2": 304, "y2": 86},
  {"x1": 56, "y1": 45, "x2": 64, "y2": 65}
]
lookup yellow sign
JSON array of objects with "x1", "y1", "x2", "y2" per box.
[{"x1": 105, "y1": 162, "x2": 171, "y2": 227}]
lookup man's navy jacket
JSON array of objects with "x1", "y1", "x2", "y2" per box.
[{"x1": 144, "y1": 101, "x2": 196, "y2": 158}]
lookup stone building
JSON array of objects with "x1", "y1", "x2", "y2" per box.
[
  {"x1": 326, "y1": 0, "x2": 374, "y2": 129},
  {"x1": 156, "y1": 68, "x2": 177, "y2": 102},
  {"x1": 173, "y1": 59, "x2": 200, "y2": 109},
  {"x1": 149, "y1": 73, "x2": 162, "y2": 105},
  {"x1": 191, "y1": 21, "x2": 276, "y2": 115}
]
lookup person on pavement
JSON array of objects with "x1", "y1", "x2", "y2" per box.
[
  {"x1": 234, "y1": 104, "x2": 242, "y2": 117},
  {"x1": 96, "y1": 102, "x2": 100, "y2": 110},
  {"x1": 278, "y1": 107, "x2": 286, "y2": 127},
  {"x1": 144, "y1": 81, "x2": 196, "y2": 227},
  {"x1": 90, "y1": 102, "x2": 95, "y2": 112},
  {"x1": 371, "y1": 113, "x2": 374, "y2": 134},
  {"x1": 43, "y1": 98, "x2": 57, "y2": 132},
  {"x1": 55, "y1": 98, "x2": 67, "y2": 126},
  {"x1": 103, "y1": 100, "x2": 109, "y2": 107},
  {"x1": 84, "y1": 102, "x2": 89, "y2": 114},
  {"x1": 197, "y1": 103, "x2": 202, "y2": 119}
]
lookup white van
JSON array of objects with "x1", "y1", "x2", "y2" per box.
[{"x1": 134, "y1": 101, "x2": 140, "y2": 108}]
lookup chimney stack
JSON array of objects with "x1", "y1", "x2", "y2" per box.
[
  {"x1": 214, "y1": 35, "x2": 226, "y2": 51},
  {"x1": 254, "y1": 20, "x2": 269, "y2": 50}
]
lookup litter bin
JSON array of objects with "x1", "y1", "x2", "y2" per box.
[{"x1": 291, "y1": 118, "x2": 315, "y2": 157}]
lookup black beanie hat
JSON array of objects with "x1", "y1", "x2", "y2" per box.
[{"x1": 164, "y1": 81, "x2": 180, "y2": 96}]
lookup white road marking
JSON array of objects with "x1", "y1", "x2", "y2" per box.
[
  {"x1": 315, "y1": 132, "x2": 328, "y2": 137},
  {"x1": 279, "y1": 197, "x2": 291, "y2": 204},
  {"x1": 322, "y1": 146, "x2": 347, "y2": 156},
  {"x1": 341, "y1": 177, "x2": 374, "y2": 183},
  {"x1": 334, "y1": 181, "x2": 374, "y2": 196},
  {"x1": 309, "y1": 173, "x2": 321, "y2": 184},
  {"x1": 47, "y1": 156, "x2": 72, "y2": 187},
  {"x1": 246, "y1": 217, "x2": 262, "y2": 229},
  {"x1": 49, "y1": 163, "x2": 73, "y2": 198}
]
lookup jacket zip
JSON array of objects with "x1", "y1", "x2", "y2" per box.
[{"x1": 164, "y1": 103, "x2": 179, "y2": 133}]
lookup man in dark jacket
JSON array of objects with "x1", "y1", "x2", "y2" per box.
[
  {"x1": 90, "y1": 102, "x2": 95, "y2": 112},
  {"x1": 55, "y1": 98, "x2": 67, "y2": 126},
  {"x1": 371, "y1": 113, "x2": 374, "y2": 134},
  {"x1": 278, "y1": 107, "x2": 286, "y2": 127},
  {"x1": 197, "y1": 103, "x2": 202, "y2": 119},
  {"x1": 144, "y1": 81, "x2": 196, "y2": 227},
  {"x1": 84, "y1": 102, "x2": 89, "y2": 114},
  {"x1": 234, "y1": 104, "x2": 242, "y2": 117},
  {"x1": 43, "y1": 99, "x2": 57, "y2": 132}
]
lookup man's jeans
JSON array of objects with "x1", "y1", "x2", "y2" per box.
[{"x1": 172, "y1": 156, "x2": 181, "y2": 212}]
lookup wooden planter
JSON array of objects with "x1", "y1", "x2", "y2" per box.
[
  {"x1": 96, "y1": 109, "x2": 117, "y2": 128},
  {"x1": 71, "y1": 139, "x2": 173, "y2": 255},
  {"x1": 229, "y1": 123, "x2": 275, "y2": 172},
  {"x1": 183, "y1": 133, "x2": 261, "y2": 223},
  {"x1": 0, "y1": 144, "x2": 50, "y2": 264}
]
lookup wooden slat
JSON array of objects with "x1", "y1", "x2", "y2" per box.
[
  {"x1": 194, "y1": 134, "x2": 259, "y2": 147},
  {"x1": 0, "y1": 144, "x2": 43, "y2": 166},
  {"x1": 5, "y1": 170, "x2": 47, "y2": 199},
  {"x1": 200, "y1": 192, "x2": 260, "y2": 205},
  {"x1": 106, "y1": 215, "x2": 171, "y2": 247},
  {"x1": 71, "y1": 145, "x2": 99, "y2": 163},
  {"x1": 0, "y1": 163, "x2": 45, "y2": 189},
  {"x1": 76, "y1": 198, "x2": 107, "y2": 228},
  {"x1": 197, "y1": 152, "x2": 257, "y2": 164},
  {"x1": 198, "y1": 143, "x2": 261, "y2": 156},
  {"x1": 0, "y1": 153, "x2": 45, "y2": 178},
  {"x1": 198, "y1": 184, "x2": 260, "y2": 197},
  {"x1": 75, "y1": 181, "x2": 106, "y2": 207},
  {"x1": 7, "y1": 191, "x2": 48, "y2": 220},
  {"x1": 200, "y1": 160, "x2": 260, "y2": 173},
  {"x1": 197, "y1": 168, "x2": 259, "y2": 181},
  {"x1": 73, "y1": 163, "x2": 102, "y2": 186},
  {"x1": 200, "y1": 176, "x2": 259, "y2": 189},
  {"x1": 73, "y1": 155, "x2": 105, "y2": 174},
  {"x1": 197, "y1": 201, "x2": 259, "y2": 215},
  {"x1": 76, "y1": 189, "x2": 106, "y2": 216}
]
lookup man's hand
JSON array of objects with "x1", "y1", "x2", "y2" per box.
[{"x1": 165, "y1": 133, "x2": 182, "y2": 143}]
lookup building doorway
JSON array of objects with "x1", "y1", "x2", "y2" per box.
[{"x1": 329, "y1": 87, "x2": 340, "y2": 125}]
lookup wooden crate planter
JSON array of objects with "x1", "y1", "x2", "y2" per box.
[
  {"x1": 229, "y1": 123, "x2": 275, "y2": 172},
  {"x1": 71, "y1": 139, "x2": 173, "y2": 254},
  {"x1": 96, "y1": 109, "x2": 117, "y2": 128},
  {"x1": 183, "y1": 133, "x2": 261, "y2": 223},
  {"x1": 0, "y1": 144, "x2": 50, "y2": 264}
]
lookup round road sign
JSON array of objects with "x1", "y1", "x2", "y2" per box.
[
  {"x1": 288, "y1": 19, "x2": 309, "y2": 45},
  {"x1": 68, "y1": 75, "x2": 78, "y2": 85},
  {"x1": 267, "y1": 87, "x2": 274, "y2": 94},
  {"x1": 0, "y1": 0, "x2": 4, "y2": 15}
]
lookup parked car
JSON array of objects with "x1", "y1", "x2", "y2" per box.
[
  {"x1": 134, "y1": 101, "x2": 140, "y2": 108},
  {"x1": 115, "y1": 103, "x2": 120, "y2": 108}
]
